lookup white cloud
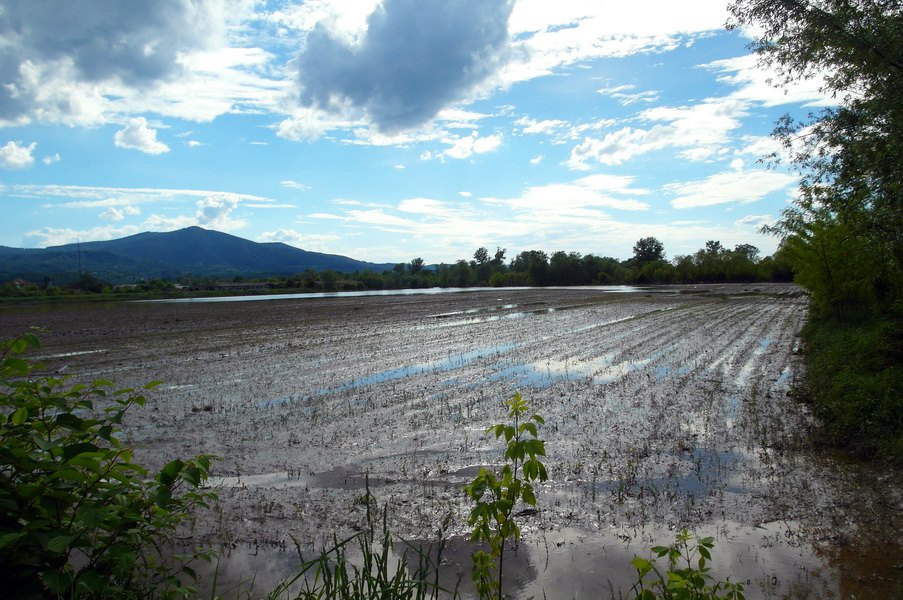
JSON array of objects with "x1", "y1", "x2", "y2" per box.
[
  {"x1": 702, "y1": 54, "x2": 832, "y2": 107},
  {"x1": 397, "y1": 198, "x2": 454, "y2": 216},
  {"x1": 281, "y1": 180, "x2": 311, "y2": 191},
  {"x1": 487, "y1": 174, "x2": 651, "y2": 215},
  {"x1": 442, "y1": 133, "x2": 503, "y2": 159},
  {"x1": 516, "y1": 117, "x2": 568, "y2": 135},
  {"x1": 100, "y1": 205, "x2": 141, "y2": 221},
  {"x1": 530, "y1": 155, "x2": 543, "y2": 165},
  {"x1": 114, "y1": 118, "x2": 170, "y2": 154},
  {"x1": 9, "y1": 183, "x2": 270, "y2": 206},
  {"x1": 667, "y1": 169, "x2": 797, "y2": 209},
  {"x1": 0, "y1": 140, "x2": 37, "y2": 169},
  {"x1": 597, "y1": 84, "x2": 660, "y2": 105},
  {"x1": 260, "y1": 228, "x2": 342, "y2": 251},
  {"x1": 24, "y1": 225, "x2": 142, "y2": 248},
  {"x1": 500, "y1": 0, "x2": 729, "y2": 85},
  {"x1": 42, "y1": 153, "x2": 61, "y2": 165},
  {"x1": 276, "y1": 106, "x2": 359, "y2": 142},
  {"x1": 567, "y1": 97, "x2": 746, "y2": 169},
  {"x1": 735, "y1": 214, "x2": 775, "y2": 228},
  {"x1": 195, "y1": 193, "x2": 245, "y2": 229}
]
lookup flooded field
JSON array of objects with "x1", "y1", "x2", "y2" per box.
[{"x1": 2, "y1": 284, "x2": 900, "y2": 598}]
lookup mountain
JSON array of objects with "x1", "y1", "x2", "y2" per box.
[{"x1": 0, "y1": 227, "x2": 395, "y2": 284}]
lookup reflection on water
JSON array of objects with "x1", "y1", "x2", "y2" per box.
[
  {"x1": 145, "y1": 285, "x2": 643, "y2": 303},
  {"x1": 258, "y1": 343, "x2": 518, "y2": 408},
  {"x1": 191, "y1": 520, "x2": 842, "y2": 600}
]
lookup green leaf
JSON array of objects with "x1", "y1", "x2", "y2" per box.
[
  {"x1": 47, "y1": 533, "x2": 79, "y2": 553},
  {"x1": 0, "y1": 531, "x2": 26, "y2": 548},
  {"x1": 62, "y1": 442, "x2": 100, "y2": 462},
  {"x1": 159, "y1": 459, "x2": 185, "y2": 487},
  {"x1": 11, "y1": 406, "x2": 29, "y2": 426}
]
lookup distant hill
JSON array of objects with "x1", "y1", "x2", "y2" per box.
[{"x1": 0, "y1": 227, "x2": 395, "y2": 284}]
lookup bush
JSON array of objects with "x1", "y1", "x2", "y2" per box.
[{"x1": 0, "y1": 333, "x2": 216, "y2": 599}]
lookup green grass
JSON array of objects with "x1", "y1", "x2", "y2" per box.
[{"x1": 801, "y1": 314, "x2": 903, "y2": 461}]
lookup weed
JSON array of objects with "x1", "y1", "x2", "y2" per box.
[
  {"x1": 627, "y1": 529, "x2": 745, "y2": 600},
  {"x1": 465, "y1": 392, "x2": 548, "y2": 600}
]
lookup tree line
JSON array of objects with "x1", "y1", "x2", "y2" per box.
[{"x1": 351, "y1": 238, "x2": 790, "y2": 291}]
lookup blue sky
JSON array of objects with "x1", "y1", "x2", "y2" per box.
[{"x1": 0, "y1": 0, "x2": 829, "y2": 264}]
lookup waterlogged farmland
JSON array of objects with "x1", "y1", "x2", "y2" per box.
[{"x1": 3, "y1": 284, "x2": 900, "y2": 598}]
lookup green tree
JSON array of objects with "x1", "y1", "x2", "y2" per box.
[
  {"x1": 729, "y1": 0, "x2": 903, "y2": 312},
  {"x1": 510, "y1": 250, "x2": 550, "y2": 286},
  {"x1": 633, "y1": 237, "x2": 665, "y2": 266},
  {"x1": 0, "y1": 334, "x2": 216, "y2": 598}
]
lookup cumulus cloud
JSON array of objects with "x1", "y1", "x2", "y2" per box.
[
  {"x1": 0, "y1": 0, "x2": 226, "y2": 125},
  {"x1": 42, "y1": 153, "x2": 60, "y2": 165},
  {"x1": 196, "y1": 193, "x2": 244, "y2": 229},
  {"x1": 294, "y1": 0, "x2": 513, "y2": 132},
  {"x1": 114, "y1": 118, "x2": 170, "y2": 154},
  {"x1": 100, "y1": 205, "x2": 141, "y2": 221},
  {"x1": 0, "y1": 140, "x2": 36, "y2": 169}
]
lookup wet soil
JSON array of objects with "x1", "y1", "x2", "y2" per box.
[{"x1": 2, "y1": 284, "x2": 900, "y2": 598}]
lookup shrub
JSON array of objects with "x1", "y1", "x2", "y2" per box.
[{"x1": 0, "y1": 333, "x2": 216, "y2": 599}]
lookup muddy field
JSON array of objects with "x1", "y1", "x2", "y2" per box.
[{"x1": 2, "y1": 284, "x2": 901, "y2": 598}]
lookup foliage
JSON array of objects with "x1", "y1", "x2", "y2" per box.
[
  {"x1": 728, "y1": 0, "x2": 903, "y2": 459},
  {"x1": 729, "y1": 0, "x2": 903, "y2": 316},
  {"x1": 465, "y1": 393, "x2": 547, "y2": 600},
  {"x1": 628, "y1": 530, "x2": 745, "y2": 600},
  {"x1": 271, "y1": 491, "x2": 458, "y2": 600},
  {"x1": 0, "y1": 333, "x2": 217, "y2": 599}
]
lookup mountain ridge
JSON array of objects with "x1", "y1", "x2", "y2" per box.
[{"x1": 1, "y1": 227, "x2": 395, "y2": 284}]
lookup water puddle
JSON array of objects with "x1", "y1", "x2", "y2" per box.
[
  {"x1": 258, "y1": 343, "x2": 518, "y2": 408},
  {"x1": 37, "y1": 348, "x2": 107, "y2": 359}
]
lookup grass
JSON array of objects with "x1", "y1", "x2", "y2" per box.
[{"x1": 800, "y1": 313, "x2": 903, "y2": 461}]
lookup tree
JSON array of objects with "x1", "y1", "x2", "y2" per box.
[
  {"x1": 473, "y1": 247, "x2": 490, "y2": 265},
  {"x1": 632, "y1": 237, "x2": 665, "y2": 266},
  {"x1": 410, "y1": 257, "x2": 425, "y2": 274},
  {"x1": 733, "y1": 243, "x2": 760, "y2": 263},
  {"x1": 728, "y1": 0, "x2": 903, "y2": 313},
  {"x1": 510, "y1": 250, "x2": 550, "y2": 286}
]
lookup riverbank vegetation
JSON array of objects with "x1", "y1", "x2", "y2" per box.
[{"x1": 728, "y1": 0, "x2": 902, "y2": 461}]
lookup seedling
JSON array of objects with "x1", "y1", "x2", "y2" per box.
[{"x1": 465, "y1": 392, "x2": 548, "y2": 600}]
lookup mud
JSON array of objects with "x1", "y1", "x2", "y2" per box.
[{"x1": 2, "y1": 284, "x2": 900, "y2": 598}]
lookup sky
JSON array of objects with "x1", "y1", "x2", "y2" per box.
[{"x1": 0, "y1": 0, "x2": 830, "y2": 264}]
